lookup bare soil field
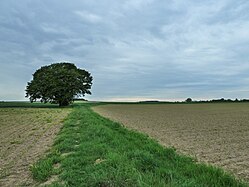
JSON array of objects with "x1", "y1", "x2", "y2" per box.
[
  {"x1": 0, "y1": 107, "x2": 70, "y2": 187},
  {"x1": 93, "y1": 103, "x2": 249, "y2": 182}
]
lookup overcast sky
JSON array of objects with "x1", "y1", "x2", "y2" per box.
[{"x1": 0, "y1": 0, "x2": 249, "y2": 101}]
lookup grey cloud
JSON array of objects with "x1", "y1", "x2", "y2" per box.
[{"x1": 0, "y1": 0, "x2": 249, "y2": 101}]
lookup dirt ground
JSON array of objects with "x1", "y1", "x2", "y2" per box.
[
  {"x1": 0, "y1": 107, "x2": 70, "y2": 187},
  {"x1": 93, "y1": 103, "x2": 249, "y2": 182}
]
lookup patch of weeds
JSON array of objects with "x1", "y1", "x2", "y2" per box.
[
  {"x1": 30, "y1": 150, "x2": 61, "y2": 182},
  {"x1": 10, "y1": 140, "x2": 23, "y2": 144},
  {"x1": 46, "y1": 118, "x2": 53, "y2": 123},
  {"x1": 31, "y1": 158, "x2": 54, "y2": 182},
  {"x1": 0, "y1": 169, "x2": 10, "y2": 179}
]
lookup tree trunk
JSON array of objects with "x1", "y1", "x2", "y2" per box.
[{"x1": 59, "y1": 100, "x2": 69, "y2": 107}]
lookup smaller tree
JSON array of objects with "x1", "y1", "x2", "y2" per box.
[
  {"x1": 26, "y1": 62, "x2": 93, "y2": 106},
  {"x1": 186, "y1": 98, "x2": 192, "y2": 103}
]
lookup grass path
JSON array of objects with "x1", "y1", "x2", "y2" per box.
[{"x1": 32, "y1": 103, "x2": 248, "y2": 186}]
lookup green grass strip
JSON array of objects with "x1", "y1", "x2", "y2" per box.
[{"x1": 31, "y1": 103, "x2": 248, "y2": 187}]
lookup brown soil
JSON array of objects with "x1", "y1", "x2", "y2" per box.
[
  {"x1": 93, "y1": 103, "x2": 249, "y2": 182},
  {"x1": 0, "y1": 108, "x2": 71, "y2": 187}
]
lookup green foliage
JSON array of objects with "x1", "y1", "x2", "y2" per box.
[
  {"x1": 30, "y1": 150, "x2": 61, "y2": 182},
  {"x1": 31, "y1": 158, "x2": 54, "y2": 181},
  {"x1": 31, "y1": 103, "x2": 247, "y2": 187},
  {"x1": 26, "y1": 62, "x2": 93, "y2": 106},
  {"x1": 186, "y1": 98, "x2": 192, "y2": 103}
]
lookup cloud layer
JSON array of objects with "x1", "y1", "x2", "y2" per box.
[{"x1": 0, "y1": 0, "x2": 249, "y2": 101}]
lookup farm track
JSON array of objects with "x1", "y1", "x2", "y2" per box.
[
  {"x1": 0, "y1": 108, "x2": 70, "y2": 187},
  {"x1": 93, "y1": 103, "x2": 249, "y2": 182}
]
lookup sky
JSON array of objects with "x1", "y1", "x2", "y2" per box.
[{"x1": 0, "y1": 0, "x2": 249, "y2": 101}]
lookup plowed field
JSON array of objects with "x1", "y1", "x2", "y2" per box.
[
  {"x1": 0, "y1": 107, "x2": 70, "y2": 186},
  {"x1": 93, "y1": 103, "x2": 249, "y2": 182}
]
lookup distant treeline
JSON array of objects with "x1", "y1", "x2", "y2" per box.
[
  {"x1": 139, "y1": 98, "x2": 249, "y2": 104},
  {"x1": 193, "y1": 98, "x2": 249, "y2": 103}
]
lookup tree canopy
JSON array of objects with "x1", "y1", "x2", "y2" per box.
[
  {"x1": 186, "y1": 98, "x2": 192, "y2": 103},
  {"x1": 26, "y1": 62, "x2": 93, "y2": 106}
]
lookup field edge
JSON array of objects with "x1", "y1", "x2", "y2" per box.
[{"x1": 31, "y1": 103, "x2": 248, "y2": 187}]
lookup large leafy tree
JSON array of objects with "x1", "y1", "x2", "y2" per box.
[{"x1": 26, "y1": 62, "x2": 93, "y2": 106}]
